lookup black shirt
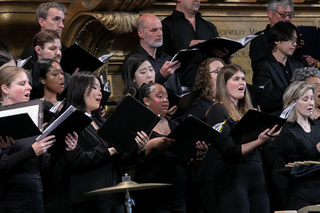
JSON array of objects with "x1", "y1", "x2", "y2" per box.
[
  {"x1": 162, "y1": 10, "x2": 219, "y2": 87},
  {"x1": 277, "y1": 119, "x2": 320, "y2": 163},
  {"x1": 134, "y1": 119, "x2": 187, "y2": 212},
  {"x1": 206, "y1": 103, "x2": 261, "y2": 162},
  {"x1": 278, "y1": 60, "x2": 292, "y2": 85},
  {"x1": 276, "y1": 119, "x2": 320, "y2": 204}
]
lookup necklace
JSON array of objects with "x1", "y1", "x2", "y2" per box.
[{"x1": 155, "y1": 118, "x2": 167, "y2": 134}]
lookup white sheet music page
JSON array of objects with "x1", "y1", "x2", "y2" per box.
[{"x1": 0, "y1": 105, "x2": 39, "y2": 127}]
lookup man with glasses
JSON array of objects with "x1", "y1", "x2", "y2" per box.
[
  {"x1": 253, "y1": 21, "x2": 303, "y2": 115},
  {"x1": 253, "y1": 22, "x2": 303, "y2": 211},
  {"x1": 250, "y1": 0, "x2": 296, "y2": 70}
]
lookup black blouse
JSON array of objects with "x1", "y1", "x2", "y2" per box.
[
  {"x1": 277, "y1": 119, "x2": 320, "y2": 163},
  {"x1": 206, "y1": 103, "x2": 261, "y2": 162}
]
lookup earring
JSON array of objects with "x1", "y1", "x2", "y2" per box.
[
  {"x1": 7, "y1": 94, "x2": 9, "y2": 99},
  {"x1": 133, "y1": 80, "x2": 136, "y2": 83}
]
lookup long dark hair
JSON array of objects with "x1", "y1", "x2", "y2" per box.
[
  {"x1": 31, "y1": 59, "x2": 58, "y2": 99},
  {"x1": 123, "y1": 54, "x2": 149, "y2": 96},
  {"x1": 64, "y1": 71, "x2": 98, "y2": 114}
]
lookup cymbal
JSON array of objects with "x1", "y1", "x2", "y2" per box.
[{"x1": 86, "y1": 181, "x2": 172, "y2": 194}]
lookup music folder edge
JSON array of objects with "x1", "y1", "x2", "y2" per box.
[
  {"x1": 228, "y1": 110, "x2": 286, "y2": 143},
  {"x1": 38, "y1": 105, "x2": 93, "y2": 154},
  {"x1": 98, "y1": 94, "x2": 161, "y2": 158},
  {"x1": 166, "y1": 115, "x2": 220, "y2": 161}
]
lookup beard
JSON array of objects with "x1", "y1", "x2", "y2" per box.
[{"x1": 144, "y1": 38, "x2": 163, "y2": 48}]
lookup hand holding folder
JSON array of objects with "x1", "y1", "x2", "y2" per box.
[
  {"x1": 37, "y1": 105, "x2": 92, "y2": 154},
  {"x1": 166, "y1": 115, "x2": 220, "y2": 161},
  {"x1": 98, "y1": 94, "x2": 161, "y2": 158},
  {"x1": 228, "y1": 102, "x2": 296, "y2": 143}
]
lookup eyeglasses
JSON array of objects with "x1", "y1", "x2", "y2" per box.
[
  {"x1": 209, "y1": 68, "x2": 221, "y2": 74},
  {"x1": 285, "y1": 37, "x2": 299, "y2": 45},
  {"x1": 272, "y1": 10, "x2": 295, "y2": 19}
]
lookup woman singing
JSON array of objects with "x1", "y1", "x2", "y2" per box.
[
  {"x1": 31, "y1": 59, "x2": 65, "y2": 122},
  {"x1": 64, "y1": 71, "x2": 148, "y2": 213},
  {"x1": 0, "y1": 66, "x2": 77, "y2": 213},
  {"x1": 206, "y1": 64, "x2": 280, "y2": 213},
  {"x1": 135, "y1": 83, "x2": 207, "y2": 213},
  {"x1": 277, "y1": 81, "x2": 320, "y2": 210}
]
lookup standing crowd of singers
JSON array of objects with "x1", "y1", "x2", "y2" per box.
[{"x1": 1, "y1": 0, "x2": 320, "y2": 213}]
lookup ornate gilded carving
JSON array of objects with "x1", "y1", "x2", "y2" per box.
[
  {"x1": 93, "y1": 11, "x2": 139, "y2": 34},
  {"x1": 69, "y1": 0, "x2": 156, "y2": 12}
]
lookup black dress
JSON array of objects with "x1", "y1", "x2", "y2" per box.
[
  {"x1": 134, "y1": 119, "x2": 188, "y2": 213},
  {"x1": 206, "y1": 103, "x2": 269, "y2": 213},
  {"x1": 66, "y1": 116, "x2": 124, "y2": 213},
  {"x1": 276, "y1": 119, "x2": 320, "y2": 210},
  {"x1": 0, "y1": 136, "x2": 58, "y2": 213}
]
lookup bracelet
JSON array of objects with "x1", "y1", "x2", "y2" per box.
[{"x1": 196, "y1": 155, "x2": 206, "y2": 160}]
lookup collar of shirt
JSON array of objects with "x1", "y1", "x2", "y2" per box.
[
  {"x1": 291, "y1": 117, "x2": 316, "y2": 127},
  {"x1": 172, "y1": 10, "x2": 202, "y2": 20},
  {"x1": 137, "y1": 44, "x2": 166, "y2": 60}
]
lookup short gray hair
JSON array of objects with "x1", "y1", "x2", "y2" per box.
[
  {"x1": 291, "y1": 67, "x2": 320, "y2": 82},
  {"x1": 36, "y1": 2, "x2": 66, "y2": 27},
  {"x1": 267, "y1": 0, "x2": 294, "y2": 12}
]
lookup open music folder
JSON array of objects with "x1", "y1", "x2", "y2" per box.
[
  {"x1": 166, "y1": 115, "x2": 220, "y2": 161},
  {"x1": 37, "y1": 105, "x2": 92, "y2": 154},
  {"x1": 170, "y1": 48, "x2": 199, "y2": 72},
  {"x1": 189, "y1": 34, "x2": 259, "y2": 58},
  {"x1": 0, "y1": 99, "x2": 43, "y2": 140},
  {"x1": 98, "y1": 94, "x2": 161, "y2": 158},
  {"x1": 60, "y1": 43, "x2": 117, "y2": 74},
  {"x1": 228, "y1": 110, "x2": 287, "y2": 143},
  {"x1": 167, "y1": 89, "x2": 202, "y2": 120}
]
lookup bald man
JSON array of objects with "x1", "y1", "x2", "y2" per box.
[{"x1": 122, "y1": 13, "x2": 183, "y2": 96}]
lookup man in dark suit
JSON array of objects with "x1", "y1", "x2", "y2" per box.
[{"x1": 253, "y1": 21, "x2": 303, "y2": 115}]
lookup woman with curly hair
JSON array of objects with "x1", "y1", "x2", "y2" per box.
[
  {"x1": 291, "y1": 67, "x2": 320, "y2": 119},
  {"x1": 182, "y1": 58, "x2": 225, "y2": 213},
  {"x1": 182, "y1": 58, "x2": 225, "y2": 122}
]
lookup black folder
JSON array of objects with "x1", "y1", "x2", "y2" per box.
[
  {"x1": 166, "y1": 115, "x2": 220, "y2": 161},
  {"x1": 0, "y1": 113, "x2": 41, "y2": 140},
  {"x1": 168, "y1": 89, "x2": 202, "y2": 120},
  {"x1": 170, "y1": 48, "x2": 199, "y2": 72},
  {"x1": 37, "y1": 106, "x2": 92, "y2": 154},
  {"x1": 189, "y1": 35, "x2": 258, "y2": 58},
  {"x1": 228, "y1": 109, "x2": 286, "y2": 143},
  {"x1": 0, "y1": 99, "x2": 43, "y2": 129},
  {"x1": 97, "y1": 94, "x2": 161, "y2": 158},
  {"x1": 60, "y1": 43, "x2": 104, "y2": 74}
]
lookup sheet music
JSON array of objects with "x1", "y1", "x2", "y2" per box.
[
  {"x1": 36, "y1": 105, "x2": 76, "y2": 141},
  {"x1": 0, "y1": 105, "x2": 39, "y2": 128}
]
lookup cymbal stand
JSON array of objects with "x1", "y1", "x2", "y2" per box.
[{"x1": 122, "y1": 173, "x2": 135, "y2": 213}]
